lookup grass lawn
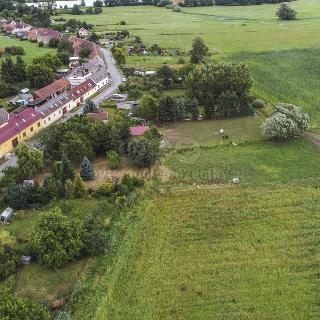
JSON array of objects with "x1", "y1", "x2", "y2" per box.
[
  {"x1": 165, "y1": 138, "x2": 320, "y2": 185},
  {"x1": 71, "y1": 185, "x2": 320, "y2": 319},
  {"x1": 15, "y1": 258, "x2": 93, "y2": 304},
  {"x1": 126, "y1": 54, "x2": 186, "y2": 69},
  {"x1": 163, "y1": 115, "x2": 264, "y2": 148},
  {"x1": 59, "y1": 0, "x2": 320, "y2": 53},
  {"x1": 0, "y1": 35, "x2": 55, "y2": 65}
]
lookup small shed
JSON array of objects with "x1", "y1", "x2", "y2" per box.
[
  {"x1": 1, "y1": 207, "x2": 14, "y2": 224},
  {"x1": 23, "y1": 179, "x2": 35, "y2": 187},
  {"x1": 21, "y1": 255, "x2": 31, "y2": 265}
]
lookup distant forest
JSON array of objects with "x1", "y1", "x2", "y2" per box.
[{"x1": 215, "y1": 0, "x2": 293, "y2": 5}]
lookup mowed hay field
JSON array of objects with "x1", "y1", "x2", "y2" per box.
[
  {"x1": 165, "y1": 139, "x2": 320, "y2": 185},
  {"x1": 72, "y1": 185, "x2": 320, "y2": 320}
]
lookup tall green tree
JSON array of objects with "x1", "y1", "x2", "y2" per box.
[
  {"x1": 276, "y1": 2, "x2": 297, "y2": 20},
  {"x1": 186, "y1": 62, "x2": 252, "y2": 118},
  {"x1": 80, "y1": 156, "x2": 94, "y2": 181},
  {"x1": 14, "y1": 144, "x2": 44, "y2": 180},
  {"x1": 31, "y1": 209, "x2": 83, "y2": 268},
  {"x1": 0, "y1": 57, "x2": 16, "y2": 83},
  {"x1": 127, "y1": 137, "x2": 159, "y2": 168},
  {"x1": 83, "y1": 99, "x2": 97, "y2": 114},
  {"x1": 113, "y1": 47, "x2": 126, "y2": 65},
  {"x1": 189, "y1": 37, "x2": 209, "y2": 64},
  {"x1": 15, "y1": 55, "x2": 27, "y2": 82},
  {"x1": 137, "y1": 94, "x2": 160, "y2": 123},
  {"x1": 27, "y1": 63, "x2": 55, "y2": 88}
]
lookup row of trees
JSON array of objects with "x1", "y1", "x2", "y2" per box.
[{"x1": 137, "y1": 94, "x2": 199, "y2": 123}]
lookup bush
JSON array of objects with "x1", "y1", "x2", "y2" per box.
[
  {"x1": 276, "y1": 3, "x2": 297, "y2": 21},
  {"x1": 0, "y1": 231, "x2": 19, "y2": 281},
  {"x1": 116, "y1": 174, "x2": 144, "y2": 196},
  {"x1": 0, "y1": 295, "x2": 50, "y2": 320},
  {"x1": 107, "y1": 150, "x2": 121, "y2": 170},
  {"x1": 38, "y1": 41, "x2": 44, "y2": 47},
  {"x1": 252, "y1": 98, "x2": 265, "y2": 109},
  {"x1": 82, "y1": 212, "x2": 110, "y2": 255},
  {"x1": 127, "y1": 137, "x2": 160, "y2": 168},
  {"x1": 94, "y1": 181, "x2": 114, "y2": 197},
  {"x1": 119, "y1": 20, "x2": 126, "y2": 25},
  {"x1": 261, "y1": 103, "x2": 310, "y2": 140}
]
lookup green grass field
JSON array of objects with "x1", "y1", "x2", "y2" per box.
[
  {"x1": 163, "y1": 115, "x2": 264, "y2": 148},
  {"x1": 232, "y1": 48, "x2": 320, "y2": 128},
  {"x1": 60, "y1": 0, "x2": 320, "y2": 53},
  {"x1": 71, "y1": 184, "x2": 320, "y2": 319},
  {"x1": 0, "y1": 35, "x2": 54, "y2": 64},
  {"x1": 165, "y1": 138, "x2": 320, "y2": 185}
]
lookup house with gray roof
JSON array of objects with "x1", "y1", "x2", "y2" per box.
[{"x1": 89, "y1": 66, "x2": 109, "y2": 90}]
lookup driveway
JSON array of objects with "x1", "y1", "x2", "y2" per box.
[{"x1": 0, "y1": 48, "x2": 123, "y2": 178}]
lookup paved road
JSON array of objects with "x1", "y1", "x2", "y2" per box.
[
  {"x1": 0, "y1": 48, "x2": 122, "y2": 177},
  {"x1": 73, "y1": 48, "x2": 123, "y2": 115}
]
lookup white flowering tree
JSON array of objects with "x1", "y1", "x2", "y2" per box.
[{"x1": 261, "y1": 104, "x2": 310, "y2": 140}]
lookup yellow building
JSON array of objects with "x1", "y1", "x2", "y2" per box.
[{"x1": 0, "y1": 108, "x2": 43, "y2": 158}]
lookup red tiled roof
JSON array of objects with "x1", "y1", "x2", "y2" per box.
[
  {"x1": 68, "y1": 79, "x2": 96, "y2": 100},
  {"x1": 33, "y1": 78, "x2": 70, "y2": 100},
  {"x1": 87, "y1": 112, "x2": 108, "y2": 121},
  {"x1": 0, "y1": 108, "x2": 42, "y2": 145},
  {"x1": 130, "y1": 125, "x2": 150, "y2": 137}
]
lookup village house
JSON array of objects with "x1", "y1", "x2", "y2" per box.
[
  {"x1": 68, "y1": 78, "x2": 97, "y2": 106},
  {"x1": 27, "y1": 28, "x2": 62, "y2": 45},
  {"x1": 78, "y1": 27, "x2": 90, "y2": 38},
  {"x1": 0, "y1": 108, "x2": 43, "y2": 158},
  {"x1": 35, "y1": 91, "x2": 73, "y2": 128},
  {"x1": 33, "y1": 78, "x2": 71, "y2": 101},
  {"x1": 89, "y1": 66, "x2": 109, "y2": 90},
  {"x1": 130, "y1": 125, "x2": 150, "y2": 137}
]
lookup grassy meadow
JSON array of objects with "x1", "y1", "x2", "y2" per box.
[
  {"x1": 165, "y1": 138, "x2": 320, "y2": 185},
  {"x1": 71, "y1": 184, "x2": 320, "y2": 320},
  {"x1": 163, "y1": 115, "x2": 264, "y2": 148},
  {"x1": 0, "y1": 35, "x2": 55, "y2": 64},
  {"x1": 233, "y1": 48, "x2": 320, "y2": 128},
  {"x1": 60, "y1": 0, "x2": 320, "y2": 53}
]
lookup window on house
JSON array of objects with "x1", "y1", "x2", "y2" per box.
[
  {"x1": 23, "y1": 132, "x2": 26, "y2": 137},
  {"x1": 38, "y1": 122, "x2": 40, "y2": 127},
  {"x1": 30, "y1": 127, "x2": 33, "y2": 132}
]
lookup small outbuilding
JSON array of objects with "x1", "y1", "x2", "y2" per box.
[{"x1": 0, "y1": 207, "x2": 14, "y2": 224}]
